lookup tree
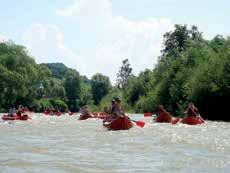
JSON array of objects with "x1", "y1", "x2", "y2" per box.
[
  {"x1": 124, "y1": 69, "x2": 152, "y2": 106},
  {"x1": 161, "y1": 24, "x2": 202, "y2": 57},
  {"x1": 116, "y1": 59, "x2": 132, "y2": 89},
  {"x1": 64, "y1": 69, "x2": 81, "y2": 111},
  {"x1": 0, "y1": 42, "x2": 44, "y2": 110},
  {"x1": 91, "y1": 73, "x2": 111, "y2": 105}
]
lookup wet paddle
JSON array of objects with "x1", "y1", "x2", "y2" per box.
[
  {"x1": 131, "y1": 119, "x2": 145, "y2": 128},
  {"x1": 123, "y1": 114, "x2": 145, "y2": 128}
]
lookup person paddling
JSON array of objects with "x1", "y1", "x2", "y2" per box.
[
  {"x1": 104, "y1": 97, "x2": 145, "y2": 128},
  {"x1": 112, "y1": 97, "x2": 125, "y2": 117},
  {"x1": 182, "y1": 102, "x2": 205, "y2": 124},
  {"x1": 17, "y1": 107, "x2": 23, "y2": 117},
  {"x1": 155, "y1": 105, "x2": 173, "y2": 123},
  {"x1": 8, "y1": 107, "x2": 16, "y2": 117},
  {"x1": 79, "y1": 105, "x2": 92, "y2": 120},
  {"x1": 184, "y1": 102, "x2": 200, "y2": 118}
]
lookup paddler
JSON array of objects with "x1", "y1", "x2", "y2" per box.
[
  {"x1": 155, "y1": 105, "x2": 172, "y2": 122},
  {"x1": 184, "y1": 102, "x2": 200, "y2": 118},
  {"x1": 112, "y1": 97, "x2": 125, "y2": 117},
  {"x1": 17, "y1": 107, "x2": 23, "y2": 117},
  {"x1": 8, "y1": 107, "x2": 16, "y2": 117}
]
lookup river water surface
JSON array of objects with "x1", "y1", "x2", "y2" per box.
[{"x1": 0, "y1": 113, "x2": 229, "y2": 173}]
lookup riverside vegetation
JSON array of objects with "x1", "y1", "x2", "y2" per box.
[{"x1": 0, "y1": 24, "x2": 229, "y2": 121}]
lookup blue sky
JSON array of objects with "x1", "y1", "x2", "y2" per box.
[{"x1": 0, "y1": 0, "x2": 229, "y2": 82}]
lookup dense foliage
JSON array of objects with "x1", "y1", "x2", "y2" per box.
[
  {"x1": 121, "y1": 25, "x2": 230, "y2": 121},
  {"x1": 91, "y1": 73, "x2": 111, "y2": 105},
  {"x1": 0, "y1": 43, "x2": 97, "y2": 112}
]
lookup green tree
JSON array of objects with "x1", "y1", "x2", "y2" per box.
[
  {"x1": 116, "y1": 59, "x2": 132, "y2": 89},
  {"x1": 64, "y1": 69, "x2": 81, "y2": 111},
  {"x1": 91, "y1": 73, "x2": 111, "y2": 105}
]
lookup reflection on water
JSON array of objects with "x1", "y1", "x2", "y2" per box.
[{"x1": 0, "y1": 113, "x2": 230, "y2": 173}]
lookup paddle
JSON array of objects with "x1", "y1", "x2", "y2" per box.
[
  {"x1": 123, "y1": 114, "x2": 145, "y2": 128},
  {"x1": 131, "y1": 119, "x2": 145, "y2": 128}
]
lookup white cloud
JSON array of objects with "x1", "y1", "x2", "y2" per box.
[
  {"x1": 0, "y1": 35, "x2": 9, "y2": 43},
  {"x1": 23, "y1": 0, "x2": 173, "y2": 83},
  {"x1": 22, "y1": 24, "x2": 88, "y2": 73},
  {"x1": 56, "y1": 0, "x2": 173, "y2": 83},
  {"x1": 56, "y1": 0, "x2": 111, "y2": 22}
]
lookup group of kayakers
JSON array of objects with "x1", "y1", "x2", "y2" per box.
[
  {"x1": 78, "y1": 97, "x2": 205, "y2": 129},
  {"x1": 78, "y1": 97, "x2": 125, "y2": 120},
  {"x1": 8, "y1": 105, "x2": 29, "y2": 117},
  {"x1": 2, "y1": 97, "x2": 205, "y2": 127},
  {"x1": 155, "y1": 102, "x2": 204, "y2": 124},
  {"x1": 44, "y1": 107, "x2": 62, "y2": 116},
  {"x1": 1, "y1": 105, "x2": 30, "y2": 121}
]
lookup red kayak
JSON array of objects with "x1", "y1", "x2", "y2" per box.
[
  {"x1": 78, "y1": 113, "x2": 92, "y2": 120},
  {"x1": 155, "y1": 112, "x2": 181, "y2": 124},
  {"x1": 181, "y1": 116, "x2": 205, "y2": 125},
  {"x1": 55, "y1": 111, "x2": 62, "y2": 116},
  {"x1": 2, "y1": 114, "x2": 30, "y2": 121},
  {"x1": 103, "y1": 116, "x2": 133, "y2": 130},
  {"x1": 68, "y1": 112, "x2": 74, "y2": 116},
  {"x1": 144, "y1": 112, "x2": 152, "y2": 117},
  {"x1": 97, "y1": 114, "x2": 109, "y2": 119},
  {"x1": 43, "y1": 111, "x2": 62, "y2": 116},
  {"x1": 43, "y1": 111, "x2": 50, "y2": 115},
  {"x1": 171, "y1": 117, "x2": 181, "y2": 124},
  {"x1": 92, "y1": 112, "x2": 109, "y2": 119},
  {"x1": 155, "y1": 112, "x2": 172, "y2": 123}
]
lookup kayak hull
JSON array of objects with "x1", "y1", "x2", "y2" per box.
[
  {"x1": 103, "y1": 116, "x2": 133, "y2": 130},
  {"x1": 155, "y1": 112, "x2": 172, "y2": 123},
  {"x1": 78, "y1": 113, "x2": 92, "y2": 120},
  {"x1": 181, "y1": 117, "x2": 205, "y2": 125},
  {"x1": 92, "y1": 112, "x2": 109, "y2": 119},
  {"x1": 55, "y1": 112, "x2": 62, "y2": 116},
  {"x1": 2, "y1": 114, "x2": 30, "y2": 121},
  {"x1": 68, "y1": 112, "x2": 74, "y2": 116},
  {"x1": 171, "y1": 117, "x2": 181, "y2": 124},
  {"x1": 144, "y1": 112, "x2": 152, "y2": 117},
  {"x1": 43, "y1": 112, "x2": 62, "y2": 116}
]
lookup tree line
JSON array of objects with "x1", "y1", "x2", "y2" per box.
[
  {"x1": 0, "y1": 24, "x2": 229, "y2": 121},
  {"x1": 0, "y1": 42, "x2": 111, "y2": 112},
  {"x1": 113, "y1": 25, "x2": 230, "y2": 121}
]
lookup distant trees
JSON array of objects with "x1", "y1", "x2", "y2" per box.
[
  {"x1": 91, "y1": 73, "x2": 111, "y2": 105},
  {"x1": 0, "y1": 43, "x2": 92, "y2": 112},
  {"x1": 64, "y1": 69, "x2": 81, "y2": 111},
  {"x1": 1, "y1": 24, "x2": 230, "y2": 121}
]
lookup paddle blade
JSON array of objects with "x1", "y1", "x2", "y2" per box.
[{"x1": 135, "y1": 121, "x2": 145, "y2": 128}]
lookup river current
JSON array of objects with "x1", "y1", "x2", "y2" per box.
[{"x1": 0, "y1": 113, "x2": 229, "y2": 173}]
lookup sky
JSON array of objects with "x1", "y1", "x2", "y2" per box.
[{"x1": 0, "y1": 0, "x2": 229, "y2": 83}]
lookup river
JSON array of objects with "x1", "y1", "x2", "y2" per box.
[{"x1": 0, "y1": 113, "x2": 229, "y2": 173}]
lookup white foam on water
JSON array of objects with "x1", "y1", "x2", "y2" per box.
[{"x1": 0, "y1": 113, "x2": 229, "y2": 173}]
